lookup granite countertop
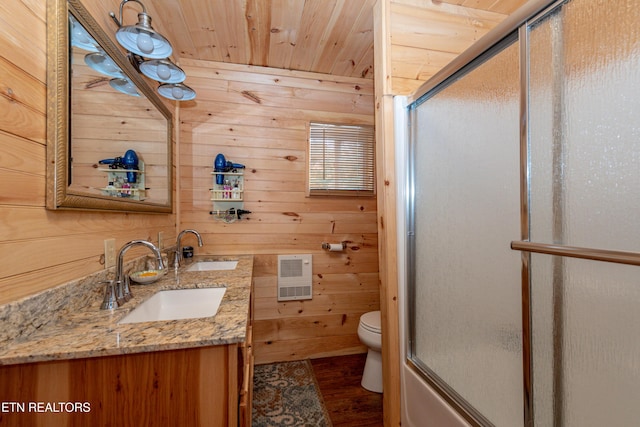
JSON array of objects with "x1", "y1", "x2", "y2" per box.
[{"x1": 0, "y1": 255, "x2": 253, "y2": 366}]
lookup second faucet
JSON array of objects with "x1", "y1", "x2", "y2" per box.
[{"x1": 174, "y1": 229, "x2": 203, "y2": 268}]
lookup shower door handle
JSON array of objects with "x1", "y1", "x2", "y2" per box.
[{"x1": 510, "y1": 241, "x2": 640, "y2": 266}]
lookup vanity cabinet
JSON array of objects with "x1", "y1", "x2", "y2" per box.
[
  {"x1": 0, "y1": 345, "x2": 239, "y2": 427},
  {"x1": 0, "y1": 255, "x2": 255, "y2": 427},
  {"x1": 238, "y1": 281, "x2": 255, "y2": 427},
  {"x1": 0, "y1": 290, "x2": 254, "y2": 427}
]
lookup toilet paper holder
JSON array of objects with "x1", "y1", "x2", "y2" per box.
[{"x1": 322, "y1": 242, "x2": 347, "y2": 251}]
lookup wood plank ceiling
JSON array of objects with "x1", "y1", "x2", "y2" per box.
[
  {"x1": 129, "y1": 0, "x2": 526, "y2": 81},
  {"x1": 139, "y1": 0, "x2": 376, "y2": 79}
]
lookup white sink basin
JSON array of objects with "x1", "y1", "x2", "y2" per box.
[
  {"x1": 118, "y1": 287, "x2": 226, "y2": 324},
  {"x1": 187, "y1": 260, "x2": 238, "y2": 272}
]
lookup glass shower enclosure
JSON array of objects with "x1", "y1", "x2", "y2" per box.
[{"x1": 404, "y1": 0, "x2": 640, "y2": 425}]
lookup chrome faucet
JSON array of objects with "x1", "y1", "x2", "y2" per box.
[
  {"x1": 101, "y1": 240, "x2": 164, "y2": 310},
  {"x1": 174, "y1": 229, "x2": 203, "y2": 268}
]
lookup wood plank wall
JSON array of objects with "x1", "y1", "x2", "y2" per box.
[
  {"x1": 178, "y1": 59, "x2": 378, "y2": 364},
  {"x1": 389, "y1": 0, "x2": 526, "y2": 95},
  {"x1": 0, "y1": 0, "x2": 176, "y2": 305}
]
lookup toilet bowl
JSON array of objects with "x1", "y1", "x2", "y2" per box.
[{"x1": 358, "y1": 310, "x2": 382, "y2": 393}]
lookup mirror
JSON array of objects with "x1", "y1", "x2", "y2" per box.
[{"x1": 47, "y1": 0, "x2": 173, "y2": 213}]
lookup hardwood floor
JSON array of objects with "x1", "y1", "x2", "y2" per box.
[{"x1": 310, "y1": 353, "x2": 383, "y2": 427}]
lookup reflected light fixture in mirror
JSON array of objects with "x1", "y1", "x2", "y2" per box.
[
  {"x1": 70, "y1": 14, "x2": 139, "y2": 97},
  {"x1": 109, "y1": 0, "x2": 196, "y2": 101},
  {"x1": 84, "y1": 51, "x2": 125, "y2": 78}
]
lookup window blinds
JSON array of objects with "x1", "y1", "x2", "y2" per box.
[{"x1": 308, "y1": 122, "x2": 375, "y2": 196}]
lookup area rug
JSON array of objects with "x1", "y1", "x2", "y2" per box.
[{"x1": 252, "y1": 360, "x2": 333, "y2": 427}]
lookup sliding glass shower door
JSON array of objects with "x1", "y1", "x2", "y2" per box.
[
  {"x1": 406, "y1": 0, "x2": 640, "y2": 426},
  {"x1": 407, "y1": 37, "x2": 524, "y2": 427},
  {"x1": 527, "y1": 1, "x2": 640, "y2": 425}
]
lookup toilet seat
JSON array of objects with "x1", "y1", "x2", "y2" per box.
[{"x1": 359, "y1": 311, "x2": 381, "y2": 334}]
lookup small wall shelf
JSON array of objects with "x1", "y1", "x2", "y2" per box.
[
  {"x1": 211, "y1": 170, "x2": 244, "y2": 211},
  {"x1": 99, "y1": 161, "x2": 146, "y2": 200},
  {"x1": 211, "y1": 172, "x2": 244, "y2": 202}
]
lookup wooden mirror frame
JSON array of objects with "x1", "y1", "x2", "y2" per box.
[{"x1": 46, "y1": 0, "x2": 173, "y2": 213}]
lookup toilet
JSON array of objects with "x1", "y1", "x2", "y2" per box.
[{"x1": 357, "y1": 310, "x2": 383, "y2": 393}]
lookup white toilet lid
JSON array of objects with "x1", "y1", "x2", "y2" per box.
[{"x1": 360, "y1": 310, "x2": 381, "y2": 333}]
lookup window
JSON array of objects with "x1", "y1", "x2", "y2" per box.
[{"x1": 308, "y1": 122, "x2": 375, "y2": 196}]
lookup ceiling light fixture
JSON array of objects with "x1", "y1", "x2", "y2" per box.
[{"x1": 109, "y1": 0, "x2": 195, "y2": 101}]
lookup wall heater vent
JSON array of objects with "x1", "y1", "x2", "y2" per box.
[{"x1": 277, "y1": 254, "x2": 312, "y2": 301}]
